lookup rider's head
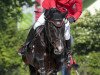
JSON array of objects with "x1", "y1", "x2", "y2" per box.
[{"x1": 58, "y1": 0, "x2": 70, "y2": 4}]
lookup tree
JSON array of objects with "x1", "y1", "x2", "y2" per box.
[
  {"x1": 0, "y1": 0, "x2": 33, "y2": 30},
  {"x1": 71, "y1": 11, "x2": 100, "y2": 75},
  {"x1": 71, "y1": 11, "x2": 100, "y2": 54},
  {"x1": 0, "y1": 0, "x2": 33, "y2": 75}
]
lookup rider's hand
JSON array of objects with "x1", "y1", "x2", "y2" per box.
[{"x1": 68, "y1": 17, "x2": 75, "y2": 23}]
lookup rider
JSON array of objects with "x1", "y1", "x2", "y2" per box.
[{"x1": 19, "y1": 0, "x2": 82, "y2": 56}]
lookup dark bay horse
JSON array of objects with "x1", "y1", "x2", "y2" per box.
[{"x1": 22, "y1": 10, "x2": 69, "y2": 75}]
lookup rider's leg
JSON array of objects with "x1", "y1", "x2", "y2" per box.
[
  {"x1": 26, "y1": 13, "x2": 45, "y2": 43},
  {"x1": 19, "y1": 27, "x2": 35, "y2": 54},
  {"x1": 26, "y1": 27, "x2": 35, "y2": 43},
  {"x1": 33, "y1": 13, "x2": 45, "y2": 29},
  {"x1": 27, "y1": 13, "x2": 45, "y2": 42},
  {"x1": 19, "y1": 13, "x2": 45, "y2": 54},
  {"x1": 64, "y1": 21, "x2": 71, "y2": 51},
  {"x1": 63, "y1": 21, "x2": 72, "y2": 62}
]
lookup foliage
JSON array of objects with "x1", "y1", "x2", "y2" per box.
[
  {"x1": 71, "y1": 11, "x2": 100, "y2": 75},
  {"x1": 74, "y1": 52, "x2": 100, "y2": 75},
  {"x1": 71, "y1": 11, "x2": 100, "y2": 55},
  {"x1": 0, "y1": 0, "x2": 32, "y2": 30},
  {"x1": 0, "y1": 0, "x2": 33, "y2": 75},
  {"x1": 18, "y1": 13, "x2": 33, "y2": 30},
  {"x1": 0, "y1": 17, "x2": 29, "y2": 75}
]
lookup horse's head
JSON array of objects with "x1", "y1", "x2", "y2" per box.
[{"x1": 45, "y1": 10, "x2": 67, "y2": 55}]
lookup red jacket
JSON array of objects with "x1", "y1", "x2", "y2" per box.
[{"x1": 42, "y1": 0, "x2": 82, "y2": 20}]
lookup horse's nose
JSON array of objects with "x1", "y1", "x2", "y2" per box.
[
  {"x1": 54, "y1": 40, "x2": 64, "y2": 54},
  {"x1": 58, "y1": 46, "x2": 63, "y2": 52},
  {"x1": 54, "y1": 47, "x2": 63, "y2": 55}
]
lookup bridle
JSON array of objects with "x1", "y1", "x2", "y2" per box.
[{"x1": 44, "y1": 17, "x2": 65, "y2": 49}]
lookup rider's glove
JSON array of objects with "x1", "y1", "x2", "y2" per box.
[{"x1": 68, "y1": 17, "x2": 75, "y2": 23}]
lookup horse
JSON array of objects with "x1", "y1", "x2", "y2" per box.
[{"x1": 21, "y1": 10, "x2": 70, "y2": 75}]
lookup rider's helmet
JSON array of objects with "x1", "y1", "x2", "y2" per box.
[{"x1": 58, "y1": 0, "x2": 70, "y2": 4}]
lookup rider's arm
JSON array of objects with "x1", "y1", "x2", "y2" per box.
[
  {"x1": 42, "y1": 0, "x2": 56, "y2": 9},
  {"x1": 50, "y1": 0, "x2": 56, "y2": 8},
  {"x1": 73, "y1": 0, "x2": 82, "y2": 20}
]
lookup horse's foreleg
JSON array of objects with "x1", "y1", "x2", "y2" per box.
[
  {"x1": 38, "y1": 59, "x2": 46, "y2": 74},
  {"x1": 29, "y1": 65, "x2": 40, "y2": 75}
]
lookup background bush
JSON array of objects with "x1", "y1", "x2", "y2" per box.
[{"x1": 71, "y1": 11, "x2": 100, "y2": 75}]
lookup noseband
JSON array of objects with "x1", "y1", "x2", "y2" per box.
[{"x1": 48, "y1": 19, "x2": 65, "y2": 28}]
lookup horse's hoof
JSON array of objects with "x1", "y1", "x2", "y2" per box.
[{"x1": 38, "y1": 68, "x2": 46, "y2": 74}]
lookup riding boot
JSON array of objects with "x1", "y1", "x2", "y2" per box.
[
  {"x1": 18, "y1": 27, "x2": 35, "y2": 55},
  {"x1": 66, "y1": 39, "x2": 71, "y2": 52},
  {"x1": 63, "y1": 39, "x2": 71, "y2": 61},
  {"x1": 65, "y1": 39, "x2": 74, "y2": 66},
  {"x1": 26, "y1": 27, "x2": 35, "y2": 43}
]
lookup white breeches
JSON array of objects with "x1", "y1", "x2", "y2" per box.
[{"x1": 33, "y1": 13, "x2": 70, "y2": 40}]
